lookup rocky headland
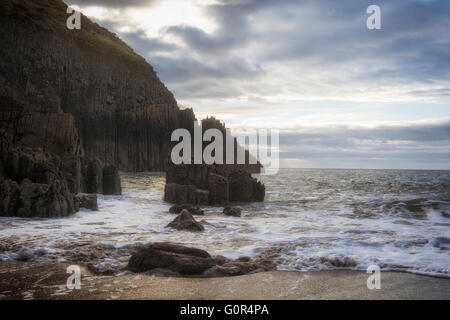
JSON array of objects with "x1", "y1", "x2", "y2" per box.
[{"x1": 0, "y1": 0, "x2": 265, "y2": 218}]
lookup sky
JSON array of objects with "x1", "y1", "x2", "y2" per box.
[{"x1": 66, "y1": 0, "x2": 450, "y2": 169}]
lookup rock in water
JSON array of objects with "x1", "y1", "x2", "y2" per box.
[
  {"x1": 166, "y1": 210, "x2": 204, "y2": 232},
  {"x1": 0, "y1": 179, "x2": 75, "y2": 218},
  {"x1": 164, "y1": 160, "x2": 265, "y2": 206},
  {"x1": 127, "y1": 243, "x2": 216, "y2": 275},
  {"x1": 75, "y1": 194, "x2": 98, "y2": 211},
  {"x1": 169, "y1": 204, "x2": 204, "y2": 215},
  {"x1": 223, "y1": 206, "x2": 242, "y2": 217},
  {"x1": 102, "y1": 165, "x2": 122, "y2": 195}
]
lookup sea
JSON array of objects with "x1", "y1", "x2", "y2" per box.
[{"x1": 1, "y1": 169, "x2": 449, "y2": 277}]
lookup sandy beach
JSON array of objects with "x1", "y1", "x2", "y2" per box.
[{"x1": 0, "y1": 262, "x2": 448, "y2": 300}]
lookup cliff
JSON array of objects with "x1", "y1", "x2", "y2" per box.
[
  {"x1": 0, "y1": 0, "x2": 195, "y2": 172},
  {"x1": 0, "y1": 0, "x2": 264, "y2": 216}
]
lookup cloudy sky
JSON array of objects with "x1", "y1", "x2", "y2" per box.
[{"x1": 66, "y1": 0, "x2": 450, "y2": 169}]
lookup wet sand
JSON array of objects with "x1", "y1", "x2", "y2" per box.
[{"x1": 0, "y1": 262, "x2": 449, "y2": 300}]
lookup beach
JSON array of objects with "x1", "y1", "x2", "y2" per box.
[{"x1": 0, "y1": 262, "x2": 449, "y2": 300}]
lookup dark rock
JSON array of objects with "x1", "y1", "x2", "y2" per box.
[
  {"x1": 44, "y1": 179, "x2": 75, "y2": 217},
  {"x1": 0, "y1": 0, "x2": 266, "y2": 216},
  {"x1": 85, "y1": 158, "x2": 103, "y2": 194},
  {"x1": 0, "y1": 179, "x2": 21, "y2": 216},
  {"x1": 228, "y1": 170, "x2": 265, "y2": 202},
  {"x1": 169, "y1": 204, "x2": 204, "y2": 215},
  {"x1": 166, "y1": 210, "x2": 204, "y2": 232},
  {"x1": 0, "y1": 0, "x2": 198, "y2": 172},
  {"x1": 1, "y1": 147, "x2": 65, "y2": 187},
  {"x1": 0, "y1": 157, "x2": 4, "y2": 181},
  {"x1": 102, "y1": 165, "x2": 122, "y2": 195},
  {"x1": 0, "y1": 178, "x2": 75, "y2": 218},
  {"x1": 204, "y1": 257, "x2": 276, "y2": 277},
  {"x1": 76, "y1": 194, "x2": 98, "y2": 211},
  {"x1": 16, "y1": 248, "x2": 34, "y2": 261},
  {"x1": 208, "y1": 173, "x2": 229, "y2": 205},
  {"x1": 213, "y1": 255, "x2": 231, "y2": 266},
  {"x1": 164, "y1": 161, "x2": 265, "y2": 206},
  {"x1": 236, "y1": 256, "x2": 252, "y2": 262},
  {"x1": 223, "y1": 206, "x2": 242, "y2": 217},
  {"x1": 127, "y1": 242, "x2": 216, "y2": 274},
  {"x1": 164, "y1": 183, "x2": 209, "y2": 206},
  {"x1": 0, "y1": 242, "x2": 9, "y2": 252},
  {"x1": 319, "y1": 256, "x2": 357, "y2": 268},
  {"x1": 149, "y1": 242, "x2": 211, "y2": 258}
]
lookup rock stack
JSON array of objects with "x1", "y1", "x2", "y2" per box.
[
  {"x1": 164, "y1": 161, "x2": 265, "y2": 206},
  {"x1": 0, "y1": 99, "x2": 121, "y2": 217}
]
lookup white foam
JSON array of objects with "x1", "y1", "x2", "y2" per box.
[{"x1": 0, "y1": 171, "x2": 449, "y2": 277}]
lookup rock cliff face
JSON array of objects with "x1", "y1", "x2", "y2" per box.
[
  {"x1": 0, "y1": 0, "x2": 265, "y2": 216},
  {"x1": 0, "y1": 0, "x2": 195, "y2": 172}
]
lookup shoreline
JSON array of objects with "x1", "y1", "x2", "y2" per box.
[{"x1": 0, "y1": 262, "x2": 449, "y2": 300}]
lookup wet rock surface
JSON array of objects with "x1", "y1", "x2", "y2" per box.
[
  {"x1": 127, "y1": 243, "x2": 216, "y2": 275},
  {"x1": 127, "y1": 243, "x2": 278, "y2": 277},
  {"x1": 205, "y1": 257, "x2": 277, "y2": 277},
  {"x1": 169, "y1": 204, "x2": 204, "y2": 215},
  {"x1": 75, "y1": 194, "x2": 98, "y2": 211},
  {"x1": 166, "y1": 210, "x2": 204, "y2": 232},
  {"x1": 223, "y1": 206, "x2": 242, "y2": 217},
  {"x1": 0, "y1": 178, "x2": 75, "y2": 218}
]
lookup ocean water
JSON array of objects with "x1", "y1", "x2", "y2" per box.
[{"x1": 1, "y1": 169, "x2": 449, "y2": 277}]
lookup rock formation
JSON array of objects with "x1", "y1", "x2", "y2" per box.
[
  {"x1": 0, "y1": 178, "x2": 75, "y2": 218},
  {"x1": 0, "y1": 0, "x2": 196, "y2": 172},
  {"x1": 127, "y1": 242, "x2": 277, "y2": 276},
  {"x1": 166, "y1": 210, "x2": 205, "y2": 232},
  {"x1": 75, "y1": 194, "x2": 98, "y2": 211},
  {"x1": 127, "y1": 243, "x2": 216, "y2": 275},
  {"x1": 0, "y1": 0, "x2": 265, "y2": 216},
  {"x1": 0, "y1": 92, "x2": 121, "y2": 216},
  {"x1": 169, "y1": 204, "x2": 204, "y2": 216},
  {"x1": 223, "y1": 206, "x2": 242, "y2": 217},
  {"x1": 164, "y1": 160, "x2": 265, "y2": 205}
]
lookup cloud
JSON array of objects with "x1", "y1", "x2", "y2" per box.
[
  {"x1": 64, "y1": 0, "x2": 156, "y2": 8},
  {"x1": 74, "y1": 0, "x2": 450, "y2": 169},
  {"x1": 76, "y1": 0, "x2": 450, "y2": 103},
  {"x1": 120, "y1": 30, "x2": 179, "y2": 54},
  {"x1": 276, "y1": 120, "x2": 450, "y2": 169},
  {"x1": 166, "y1": 25, "x2": 240, "y2": 54},
  {"x1": 280, "y1": 121, "x2": 450, "y2": 144}
]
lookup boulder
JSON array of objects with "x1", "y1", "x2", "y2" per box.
[
  {"x1": 166, "y1": 210, "x2": 204, "y2": 232},
  {"x1": 76, "y1": 194, "x2": 98, "y2": 211},
  {"x1": 223, "y1": 206, "x2": 242, "y2": 217},
  {"x1": 127, "y1": 242, "x2": 216, "y2": 275},
  {"x1": 169, "y1": 204, "x2": 204, "y2": 216}
]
